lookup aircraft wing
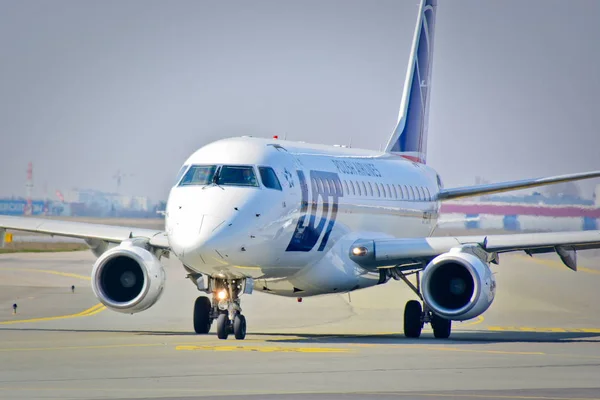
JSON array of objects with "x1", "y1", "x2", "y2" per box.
[
  {"x1": 0, "y1": 215, "x2": 169, "y2": 249},
  {"x1": 437, "y1": 170, "x2": 600, "y2": 201},
  {"x1": 349, "y1": 230, "x2": 600, "y2": 271}
]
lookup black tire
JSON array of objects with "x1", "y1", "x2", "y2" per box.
[
  {"x1": 233, "y1": 314, "x2": 247, "y2": 340},
  {"x1": 216, "y1": 313, "x2": 229, "y2": 340},
  {"x1": 193, "y1": 296, "x2": 212, "y2": 334},
  {"x1": 431, "y1": 314, "x2": 452, "y2": 339},
  {"x1": 403, "y1": 300, "x2": 423, "y2": 338}
]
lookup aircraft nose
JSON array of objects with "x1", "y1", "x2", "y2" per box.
[
  {"x1": 168, "y1": 214, "x2": 231, "y2": 259},
  {"x1": 197, "y1": 215, "x2": 229, "y2": 248}
]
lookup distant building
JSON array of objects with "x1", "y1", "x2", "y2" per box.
[
  {"x1": 0, "y1": 189, "x2": 160, "y2": 218},
  {"x1": 0, "y1": 199, "x2": 50, "y2": 216},
  {"x1": 61, "y1": 189, "x2": 153, "y2": 217}
]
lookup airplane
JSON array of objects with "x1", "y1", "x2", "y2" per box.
[{"x1": 2, "y1": 0, "x2": 600, "y2": 341}]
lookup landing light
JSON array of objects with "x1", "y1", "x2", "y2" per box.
[
  {"x1": 352, "y1": 246, "x2": 368, "y2": 257},
  {"x1": 217, "y1": 289, "x2": 228, "y2": 300}
]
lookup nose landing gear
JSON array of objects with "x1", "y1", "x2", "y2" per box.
[
  {"x1": 216, "y1": 312, "x2": 247, "y2": 340},
  {"x1": 191, "y1": 276, "x2": 251, "y2": 340}
]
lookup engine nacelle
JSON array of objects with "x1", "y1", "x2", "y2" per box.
[
  {"x1": 421, "y1": 248, "x2": 496, "y2": 321},
  {"x1": 91, "y1": 239, "x2": 166, "y2": 314}
]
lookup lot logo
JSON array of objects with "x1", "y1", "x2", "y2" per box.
[{"x1": 286, "y1": 170, "x2": 343, "y2": 252}]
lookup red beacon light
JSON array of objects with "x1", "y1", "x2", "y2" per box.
[{"x1": 273, "y1": 135, "x2": 278, "y2": 139}]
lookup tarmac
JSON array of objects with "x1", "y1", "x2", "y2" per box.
[{"x1": 1, "y1": 237, "x2": 600, "y2": 399}]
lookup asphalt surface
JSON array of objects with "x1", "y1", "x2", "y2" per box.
[{"x1": 1, "y1": 245, "x2": 600, "y2": 400}]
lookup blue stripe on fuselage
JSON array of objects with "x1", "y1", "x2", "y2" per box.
[{"x1": 285, "y1": 170, "x2": 343, "y2": 252}]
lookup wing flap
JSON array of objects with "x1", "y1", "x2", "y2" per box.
[
  {"x1": 0, "y1": 215, "x2": 169, "y2": 249},
  {"x1": 438, "y1": 170, "x2": 600, "y2": 201},
  {"x1": 349, "y1": 230, "x2": 600, "y2": 270}
]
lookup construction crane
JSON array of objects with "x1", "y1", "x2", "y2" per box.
[{"x1": 112, "y1": 170, "x2": 133, "y2": 194}]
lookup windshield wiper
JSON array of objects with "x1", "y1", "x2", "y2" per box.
[{"x1": 202, "y1": 167, "x2": 224, "y2": 190}]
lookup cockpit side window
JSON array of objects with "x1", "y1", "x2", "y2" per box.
[
  {"x1": 179, "y1": 165, "x2": 217, "y2": 186},
  {"x1": 174, "y1": 164, "x2": 189, "y2": 185},
  {"x1": 216, "y1": 165, "x2": 259, "y2": 187},
  {"x1": 258, "y1": 167, "x2": 282, "y2": 191}
]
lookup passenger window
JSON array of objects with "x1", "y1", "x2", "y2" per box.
[
  {"x1": 361, "y1": 181, "x2": 367, "y2": 196},
  {"x1": 380, "y1": 183, "x2": 386, "y2": 198},
  {"x1": 216, "y1": 165, "x2": 259, "y2": 187},
  {"x1": 343, "y1": 180, "x2": 349, "y2": 195},
  {"x1": 373, "y1": 182, "x2": 380, "y2": 197},
  {"x1": 367, "y1": 182, "x2": 374, "y2": 197},
  {"x1": 258, "y1": 167, "x2": 282, "y2": 191},
  {"x1": 425, "y1": 187, "x2": 432, "y2": 201},
  {"x1": 179, "y1": 165, "x2": 217, "y2": 186},
  {"x1": 392, "y1": 184, "x2": 398, "y2": 199},
  {"x1": 351, "y1": 181, "x2": 356, "y2": 196}
]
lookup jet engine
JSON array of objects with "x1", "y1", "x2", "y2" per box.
[
  {"x1": 91, "y1": 239, "x2": 166, "y2": 314},
  {"x1": 420, "y1": 248, "x2": 496, "y2": 321}
]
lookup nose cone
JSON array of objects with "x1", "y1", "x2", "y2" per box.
[
  {"x1": 194, "y1": 214, "x2": 232, "y2": 250},
  {"x1": 166, "y1": 186, "x2": 264, "y2": 266},
  {"x1": 169, "y1": 211, "x2": 236, "y2": 262}
]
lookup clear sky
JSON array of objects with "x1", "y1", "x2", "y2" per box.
[{"x1": 1, "y1": 0, "x2": 599, "y2": 202}]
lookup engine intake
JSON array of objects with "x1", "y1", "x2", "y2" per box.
[
  {"x1": 91, "y1": 239, "x2": 166, "y2": 313},
  {"x1": 421, "y1": 249, "x2": 496, "y2": 321}
]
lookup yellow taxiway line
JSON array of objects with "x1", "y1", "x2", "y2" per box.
[
  {"x1": 488, "y1": 326, "x2": 600, "y2": 333},
  {"x1": 0, "y1": 266, "x2": 106, "y2": 324},
  {"x1": 0, "y1": 303, "x2": 106, "y2": 325},
  {"x1": 516, "y1": 255, "x2": 600, "y2": 275},
  {"x1": 0, "y1": 267, "x2": 91, "y2": 280},
  {"x1": 0, "y1": 343, "x2": 163, "y2": 352}
]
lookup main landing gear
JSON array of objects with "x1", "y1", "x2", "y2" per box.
[
  {"x1": 192, "y1": 276, "x2": 250, "y2": 340},
  {"x1": 391, "y1": 269, "x2": 452, "y2": 339}
]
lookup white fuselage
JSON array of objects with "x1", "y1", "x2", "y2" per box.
[{"x1": 165, "y1": 137, "x2": 442, "y2": 297}]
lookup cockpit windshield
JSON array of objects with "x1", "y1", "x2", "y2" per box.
[
  {"x1": 177, "y1": 165, "x2": 259, "y2": 187},
  {"x1": 179, "y1": 165, "x2": 217, "y2": 186},
  {"x1": 216, "y1": 165, "x2": 259, "y2": 187}
]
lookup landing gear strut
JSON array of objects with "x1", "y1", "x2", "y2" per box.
[
  {"x1": 190, "y1": 274, "x2": 251, "y2": 340},
  {"x1": 391, "y1": 268, "x2": 452, "y2": 339}
]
